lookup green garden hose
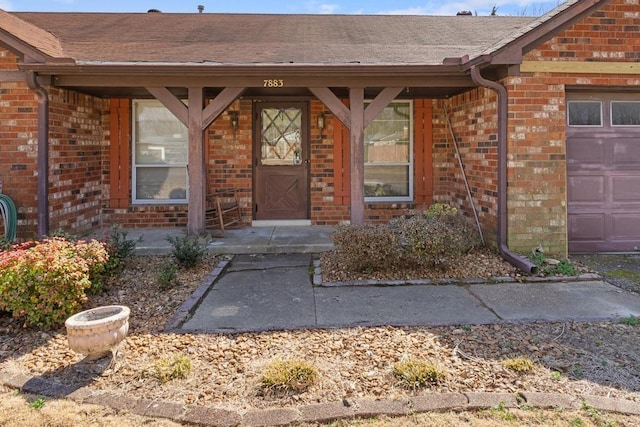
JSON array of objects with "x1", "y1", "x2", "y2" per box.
[{"x1": 0, "y1": 194, "x2": 17, "y2": 242}]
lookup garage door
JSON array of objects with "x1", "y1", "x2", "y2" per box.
[{"x1": 567, "y1": 93, "x2": 640, "y2": 253}]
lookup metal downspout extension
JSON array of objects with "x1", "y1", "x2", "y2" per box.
[
  {"x1": 25, "y1": 71, "x2": 50, "y2": 239},
  {"x1": 444, "y1": 103, "x2": 485, "y2": 246},
  {"x1": 469, "y1": 65, "x2": 537, "y2": 274}
]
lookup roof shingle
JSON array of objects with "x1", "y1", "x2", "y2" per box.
[{"x1": 10, "y1": 12, "x2": 534, "y2": 65}]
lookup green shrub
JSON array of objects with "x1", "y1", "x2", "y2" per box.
[
  {"x1": 394, "y1": 206, "x2": 480, "y2": 268},
  {"x1": 104, "y1": 225, "x2": 141, "y2": 272},
  {"x1": 157, "y1": 262, "x2": 179, "y2": 289},
  {"x1": 555, "y1": 259, "x2": 578, "y2": 276},
  {"x1": 0, "y1": 237, "x2": 109, "y2": 327},
  {"x1": 528, "y1": 249, "x2": 578, "y2": 277},
  {"x1": 259, "y1": 359, "x2": 317, "y2": 392},
  {"x1": 166, "y1": 235, "x2": 206, "y2": 269},
  {"x1": 392, "y1": 359, "x2": 447, "y2": 388},
  {"x1": 331, "y1": 223, "x2": 404, "y2": 273},
  {"x1": 618, "y1": 316, "x2": 640, "y2": 326}
]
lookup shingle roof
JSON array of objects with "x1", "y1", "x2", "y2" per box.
[
  {"x1": 11, "y1": 12, "x2": 534, "y2": 65},
  {"x1": 0, "y1": 9, "x2": 63, "y2": 57}
]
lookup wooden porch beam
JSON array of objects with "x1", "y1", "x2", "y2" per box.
[
  {"x1": 364, "y1": 87, "x2": 403, "y2": 128},
  {"x1": 53, "y1": 74, "x2": 474, "y2": 89},
  {"x1": 305, "y1": 87, "x2": 351, "y2": 128},
  {"x1": 202, "y1": 87, "x2": 246, "y2": 129},
  {"x1": 187, "y1": 87, "x2": 206, "y2": 235},
  {"x1": 145, "y1": 87, "x2": 189, "y2": 126},
  {"x1": 349, "y1": 87, "x2": 365, "y2": 225},
  {"x1": 0, "y1": 71, "x2": 25, "y2": 82}
]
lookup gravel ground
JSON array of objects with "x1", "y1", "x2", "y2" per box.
[
  {"x1": 0, "y1": 251, "x2": 639, "y2": 417},
  {"x1": 573, "y1": 254, "x2": 640, "y2": 295}
]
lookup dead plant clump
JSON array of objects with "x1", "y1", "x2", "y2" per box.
[
  {"x1": 152, "y1": 354, "x2": 192, "y2": 383},
  {"x1": 258, "y1": 359, "x2": 318, "y2": 393},
  {"x1": 502, "y1": 357, "x2": 535, "y2": 373},
  {"x1": 391, "y1": 359, "x2": 447, "y2": 389}
]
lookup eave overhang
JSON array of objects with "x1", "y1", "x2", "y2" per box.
[{"x1": 15, "y1": 61, "x2": 499, "y2": 99}]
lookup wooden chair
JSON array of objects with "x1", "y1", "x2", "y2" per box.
[{"x1": 205, "y1": 188, "x2": 242, "y2": 232}]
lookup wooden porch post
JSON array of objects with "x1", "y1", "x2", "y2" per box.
[
  {"x1": 349, "y1": 87, "x2": 365, "y2": 225},
  {"x1": 309, "y1": 86, "x2": 403, "y2": 225},
  {"x1": 146, "y1": 86, "x2": 246, "y2": 235},
  {"x1": 187, "y1": 87, "x2": 206, "y2": 235}
]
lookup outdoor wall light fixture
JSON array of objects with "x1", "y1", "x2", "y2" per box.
[
  {"x1": 317, "y1": 112, "x2": 325, "y2": 130},
  {"x1": 229, "y1": 111, "x2": 239, "y2": 130}
]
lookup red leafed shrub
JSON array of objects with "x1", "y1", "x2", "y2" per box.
[{"x1": 0, "y1": 237, "x2": 109, "y2": 327}]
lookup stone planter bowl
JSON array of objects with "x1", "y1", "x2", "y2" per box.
[{"x1": 65, "y1": 305, "x2": 130, "y2": 360}]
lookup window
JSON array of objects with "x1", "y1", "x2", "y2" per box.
[
  {"x1": 364, "y1": 100, "x2": 413, "y2": 202},
  {"x1": 567, "y1": 101, "x2": 602, "y2": 127},
  {"x1": 132, "y1": 100, "x2": 188, "y2": 203},
  {"x1": 611, "y1": 101, "x2": 640, "y2": 126}
]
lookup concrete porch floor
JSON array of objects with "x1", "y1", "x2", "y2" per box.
[{"x1": 95, "y1": 225, "x2": 336, "y2": 255}]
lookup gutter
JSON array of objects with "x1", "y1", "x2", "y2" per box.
[
  {"x1": 469, "y1": 65, "x2": 537, "y2": 274},
  {"x1": 25, "y1": 71, "x2": 49, "y2": 239}
]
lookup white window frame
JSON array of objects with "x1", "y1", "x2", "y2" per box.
[
  {"x1": 132, "y1": 99, "x2": 188, "y2": 204},
  {"x1": 364, "y1": 99, "x2": 414, "y2": 203},
  {"x1": 567, "y1": 100, "x2": 603, "y2": 127},
  {"x1": 611, "y1": 101, "x2": 640, "y2": 127}
]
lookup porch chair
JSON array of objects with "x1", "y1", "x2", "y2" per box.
[{"x1": 205, "y1": 188, "x2": 242, "y2": 232}]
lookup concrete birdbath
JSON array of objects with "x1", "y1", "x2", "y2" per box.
[{"x1": 65, "y1": 305, "x2": 130, "y2": 372}]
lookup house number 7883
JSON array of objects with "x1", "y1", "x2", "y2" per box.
[{"x1": 263, "y1": 79, "x2": 284, "y2": 87}]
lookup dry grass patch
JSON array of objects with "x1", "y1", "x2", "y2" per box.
[
  {"x1": 0, "y1": 385, "x2": 182, "y2": 427},
  {"x1": 392, "y1": 359, "x2": 447, "y2": 389},
  {"x1": 259, "y1": 359, "x2": 318, "y2": 393},
  {"x1": 502, "y1": 357, "x2": 535, "y2": 373},
  {"x1": 152, "y1": 353, "x2": 192, "y2": 383}
]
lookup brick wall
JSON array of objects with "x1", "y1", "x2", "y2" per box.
[
  {"x1": 503, "y1": 75, "x2": 567, "y2": 256},
  {"x1": 0, "y1": 48, "x2": 109, "y2": 239},
  {"x1": 310, "y1": 101, "x2": 349, "y2": 224},
  {"x1": 47, "y1": 88, "x2": 109, "y2": 235},
  {"x1": 0, "y1": 49, "x2": 40, "y2": 238},
  {"x1": 432, "y1": 90, "x2": 499, "y2": 246},
  {"x1": 528, "y1": 0, "x2": 640, "y2": 63},
  {"x1": 503, "y1": 0, "x2": 640, "y2": 256},
  {"x1": 207, "y1": 99, "x2": 253, "y2": 222}
]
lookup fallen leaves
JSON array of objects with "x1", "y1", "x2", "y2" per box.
[{"x1": 0, "y1": 254, "x2": 639, "y2": 414}]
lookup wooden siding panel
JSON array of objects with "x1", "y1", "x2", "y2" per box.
[
  {"x1": 109, "y1": 99, "x2": 130, "y2": 208},
  {"x1": 414, "y1": 99, "x2": 433, "y2": 205}
]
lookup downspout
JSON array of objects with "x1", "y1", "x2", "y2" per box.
[
  {"x1": 469, "y1": 65, "x2": 537, "y2": 274},
  {"x1": 25, "y1": 71, "x2": 49, "y2": 239}
]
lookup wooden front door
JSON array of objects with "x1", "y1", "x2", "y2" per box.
[{"x1": 254, "y1": 102, "x2": 310, "y2": 220}]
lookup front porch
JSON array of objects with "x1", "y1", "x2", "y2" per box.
[{"x1": 91, "y1": 225, "x2": 335, "y2": 255}]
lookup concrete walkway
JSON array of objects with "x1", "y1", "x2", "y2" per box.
[
  {"x1": 172, "y1": 253, "x2": 640, "y2": 333},
  {"x1": 109, "y1": 226, "x2": 335, "y2": 255}
]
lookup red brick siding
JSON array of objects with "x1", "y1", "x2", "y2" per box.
[
  {"x1": 310, "y1": 100, "x2": 349, "y2": 224},
  {"x1": 527, "y1": 0, "x2": 640, "y2": 62},
  {"x1": 504, "y1": 0, "x2": 640, "y2": 255},
  {"x1": 47, "y1": 87, "x2": 109, "y2": 235},
  {"x1": 432, "y1": 90, "x2": 499, "y2": 246},
  {"x1": 0, "y1": 49, "x2": 38, "y2": 238},
  {"x1": 0, "y1": 48, "x2": 108, "y2": 239},
  {"x1": 207, "y1": 99, "x2": 253, "y2": 222},
  {"x1": 503, "y1": 75, "x2": 567, "y2": 256}
]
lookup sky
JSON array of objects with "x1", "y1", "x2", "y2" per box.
[{"x1": 2, "y1": 0, "x2": 562, "y2": 16}]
